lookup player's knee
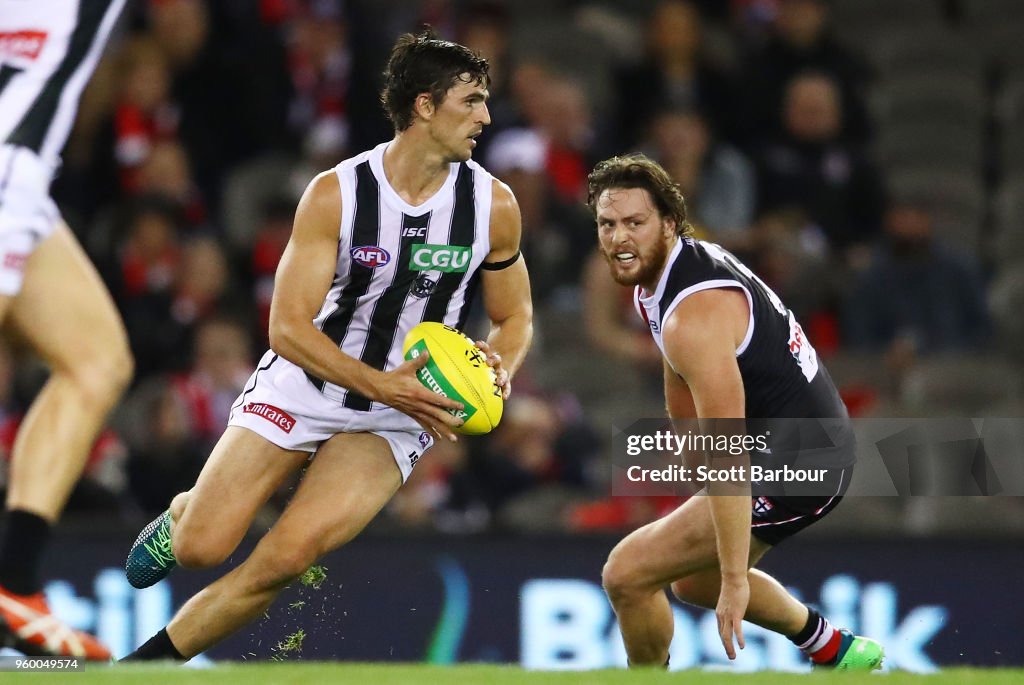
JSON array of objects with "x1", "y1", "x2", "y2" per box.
[
  {"x1": 66, "y1": 339, "x2": 133, "y2": 407},
  {"x1": 110, "y1": 343, "x2": 134, "y2": 395},
  {"x1": 171, "y1": 528, "x2": 232, "y2": 569},
  {"x1": 100, "y1": 338, "x2": 134, "y2": 397},
  {"x1": 602, "y1": 550, "x2": 641, "y2": 603},
  {"x1": 169, "y1": 491, "x2": 191, "y2": 522}
]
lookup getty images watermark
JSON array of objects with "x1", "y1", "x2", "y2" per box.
[
  {"x1": 612, "y1": 418, "x2": 1021, "y2": 497},
  {"x1": 624, "y1": 430, "x2": 832, "y2": 486}
]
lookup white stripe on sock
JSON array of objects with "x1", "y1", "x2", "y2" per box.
[{"x1": 797, "y1": 616, "x2": 824, "y2": 650}]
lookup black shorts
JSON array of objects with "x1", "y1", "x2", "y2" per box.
[{"x1": 749, "y1": 466, "x2": 851, "y2": 546}]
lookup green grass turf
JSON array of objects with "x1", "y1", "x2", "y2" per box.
[{"x1": 5, "y1": 664, "x2": 1021, "y2": 684}]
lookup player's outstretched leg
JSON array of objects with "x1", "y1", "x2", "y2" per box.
[
  {"x1": 126, "y1": 510, "x2": 176, "y2": 589},
  {"x1": 123, "y1": 432, "x2": 400, "y2": 661},
  {"x1": 0, "y1": 224, "x2": 133, "y2": 661}
]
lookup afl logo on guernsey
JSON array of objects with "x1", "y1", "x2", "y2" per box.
[{"x1": 350, "y1": 246, "x2": 391, "y2": 268}]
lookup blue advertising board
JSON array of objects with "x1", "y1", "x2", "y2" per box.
[{"x1": 20, "y1": 532, "x2": 1022, "y2": 670}]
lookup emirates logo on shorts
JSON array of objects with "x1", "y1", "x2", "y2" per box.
[
  {"x1": 3, "y1": 253, "x2": 27, "y2": 271},
  {"x1": 0, "y1": 30, "x2": 48, "y2": 61},
  {"x1": 243, "y1": 402, "x2": 295, "y2": 433}
]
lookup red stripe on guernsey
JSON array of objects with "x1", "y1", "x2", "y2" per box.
[
  {"x1": 243, "y1": 402, "x2": 295, "y2": 433},
  {"x1": 810, "y1": 630, "x2": 843, "y2": 664},
  {"x1": 636, "y1": 288, "x2": 652, "y2": 329}
]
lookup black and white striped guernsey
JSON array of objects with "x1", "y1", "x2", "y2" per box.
[
  {"x1": 1, "y1": 0, "x2": 127, "y2": 169},
  {"x1": 307, "y1": 142, "x2": 494, "y2": 411}
]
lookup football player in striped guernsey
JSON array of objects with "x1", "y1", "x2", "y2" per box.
[
  {"x1": 0, "y1": 0, "x2": 133, "y2": 661},
  {"x1": 589, "y1": 154, "x2": 883, "y2": 671},
  {"x1": 123, "y1": 30, "x2": 532, "y2": 662}
]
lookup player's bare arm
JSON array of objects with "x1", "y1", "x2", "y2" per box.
[
  {"x1": 661, "y1": 286, "x2": 752, "y2": 660},
  {"x1": 664, "y1": 359, "x2": 697, "y2": 419},
  {"x1": 475, "y1": 179, "x2": 533, "y2": 400},
  {"x1": 269, "y1": 171, "x2": 464, "y2": 440}
]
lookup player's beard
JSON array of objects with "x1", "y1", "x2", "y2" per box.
[{"x1": 604, "y1": 234, "x2": 672, "y2": 288}]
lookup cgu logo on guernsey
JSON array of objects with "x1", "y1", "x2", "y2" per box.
[
  {"x1": 351, "y1": 245, "x2": 391, "y2": 268},
  {"x1": 410, "y1": 244, "x2": 472, "y2": 273}
]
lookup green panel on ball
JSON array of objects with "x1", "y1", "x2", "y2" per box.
[{"x1": 405, "y1": 340, "x2": 478, "y2": 421}]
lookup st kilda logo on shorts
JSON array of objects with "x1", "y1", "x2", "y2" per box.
[
  {"x1": 243, "y1": 403, "x2": 296, "y2": 433},
  {"x1": 752, "y1": 496, "x2": 774, "y2": 517},
  {"x1": 350, "y1": 245, "x2": 391, "y2": 268}
]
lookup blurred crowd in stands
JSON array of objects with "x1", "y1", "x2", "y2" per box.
[{"x1": 1, "y1": 0, "x2": 1022, "y2": 535}]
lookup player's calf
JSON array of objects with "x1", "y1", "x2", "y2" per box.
[{"x1": 243, "y1": 535, "x2": 322, "y2": 592}]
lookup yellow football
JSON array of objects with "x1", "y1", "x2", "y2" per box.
[{"x1": 402, "y1": 321, "x2": 503, "y2": 435}]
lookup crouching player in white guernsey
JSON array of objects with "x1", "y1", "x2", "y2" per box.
[
  {"x1": 589, "y1": 155, "x2": 883, "y2": 671},
  {"x1": 0, "y1": 0, "x2": 132, "y2": 660},
  {"x1": 121, "y1": 30, "x2": 532, "y2": 662}
]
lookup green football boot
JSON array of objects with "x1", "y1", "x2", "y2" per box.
[
  {"x1": 125, "y1": 510, "x2": 177, "y2": 588},
  {"x1": 829, "y1": 629, "x2": 885, "y2": 671}
]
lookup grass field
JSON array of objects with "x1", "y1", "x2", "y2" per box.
[{"x1": 5, "y1": 664, "x2": 1021, "y2": 684}]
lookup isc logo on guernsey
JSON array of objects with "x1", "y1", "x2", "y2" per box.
[{"x1": 410, "y1": 244, "x2": 472, "y2": 273}]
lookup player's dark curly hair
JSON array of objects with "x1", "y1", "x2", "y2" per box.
[
  {"x1": 381, "y1": 28, "x2": 490, "y2": 132},
  {"x1": 586, "y1": 154, "x2": 694, "y2": 237}
]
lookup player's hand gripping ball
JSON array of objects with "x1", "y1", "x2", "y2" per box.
[{"x1": 402, "y1": 322, "x2": 503, "y2": 435}]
